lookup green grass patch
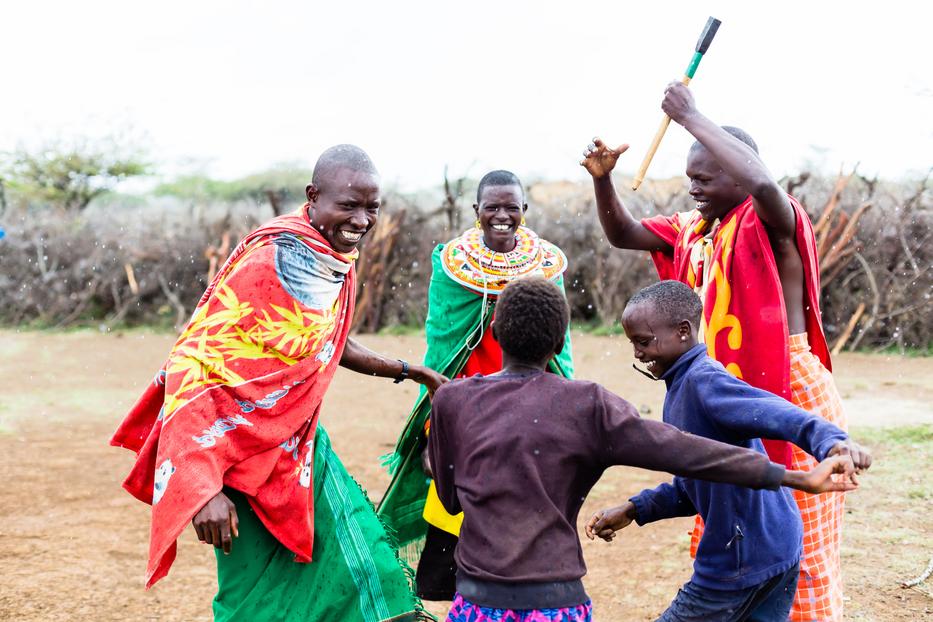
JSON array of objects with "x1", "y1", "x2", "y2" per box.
[{"x1": 851, "y1": 424, "x2": 933, "y2": 446}]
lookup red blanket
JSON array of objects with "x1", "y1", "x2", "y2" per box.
[
  {"x1": 111, "y1": 206, "x2": 356, "y2": 587},
  {"x1": 642, "y1": 196, "x2": 830, "y2": 466}
]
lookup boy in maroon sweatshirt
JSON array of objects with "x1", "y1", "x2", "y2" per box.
[{"x1": 428, "y1": 277, "x2": 858, "y2": 621}]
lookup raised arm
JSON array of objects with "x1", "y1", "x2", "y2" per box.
[
  {"x1": 340, "y1": 337, "x2": 448, "y2": 396},
  {"x1": 661, "y1": 83, "x2": 795, "y2": 237},
  {"x1": 581, "y1": 139, "x2": 671, "y2": 251}
]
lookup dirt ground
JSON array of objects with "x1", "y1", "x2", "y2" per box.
[{"x1": 0, "y1": 330, "x2": 930, "y2": 621}]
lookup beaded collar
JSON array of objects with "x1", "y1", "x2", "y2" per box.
[{"x1": 440, "y1": 226, "x2": 567, "y2": 295}]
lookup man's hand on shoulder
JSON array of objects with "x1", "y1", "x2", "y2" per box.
[
  {"x1": 192, "y1": 491, "x2": 239, "y2": 555},
  {"x1": 410, "y1": 365, "x2": 448, "y2": 398}
]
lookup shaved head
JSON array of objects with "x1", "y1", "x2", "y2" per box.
[
  {"x1": 690, "y1": 126, "x2": 759, "y2": 156},
  {"x1": 311, "y1": 144, "x2": 379, "y2": 192},
  {"x1": 476, "y1": 169, "x2": 523, "y2": 203}
]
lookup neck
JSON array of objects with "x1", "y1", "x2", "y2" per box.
[
  {"x1": 500, "y1": 353, "x2": 549, "y2": 374},
  {"x1": 668, "y1": 340, "x2": 701, "y2": 369}
]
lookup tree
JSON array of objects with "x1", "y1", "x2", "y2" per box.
[{"x1": 4, "y1": 139, "x2": 148, "y2": 211}]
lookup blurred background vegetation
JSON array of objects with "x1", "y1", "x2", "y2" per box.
[{"x1": 1, "y1": 138, "x2": 930, "y2": 353}]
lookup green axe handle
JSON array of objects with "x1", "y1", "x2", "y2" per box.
[{"x1": 632, "y1": 17, "x2": 721, "y2": 191}]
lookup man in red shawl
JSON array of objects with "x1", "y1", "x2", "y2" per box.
[
  {"x1": 112, "y1": 145, "x2": 444, "y2": 622},
  {"x1": 581, "y1": 83, "x2": 850, "y2": 621}
]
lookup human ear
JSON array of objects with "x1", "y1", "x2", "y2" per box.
[
  {"x1": 677, "y1": 320, "x2": 693, "y2": 342},
  {"x1": 554, "y1": 334, "x2": 566, "y2": 356},
  {"x1": 306, "y1": 183, "x2": 318, "y2": 202}
]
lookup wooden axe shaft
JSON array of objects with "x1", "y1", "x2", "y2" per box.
[
  {"x1": 631, "y1": 75, "x2": 692, "y2": 191},
  {"x1": 631, "y1": 17, "x2": 719, "y2": 191}
]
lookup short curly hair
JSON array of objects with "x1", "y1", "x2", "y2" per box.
[
  {"x1": 625, "y1": 280, "x2": 702, "y2": 328},
  {"x1": 495, "y1": 277, "x2": 569, "y2": 363}
]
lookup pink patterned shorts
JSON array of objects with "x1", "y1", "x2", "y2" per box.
[{"x1": 446, "y1": 593, "x2": 593, "y2": 621}]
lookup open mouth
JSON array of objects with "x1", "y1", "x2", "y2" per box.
[
  {"x1": 695, "y1": 200, "x2": 711, "y2": 211},
  {"x1": 490, "y1": 223, "x2": 513, "y2": 232},
  {"x1": 338, "y1": 229, "x2": 364, "y2": 244},
  {"x1": 644, "y1": 360, "x2": 658, "y2": 372}
]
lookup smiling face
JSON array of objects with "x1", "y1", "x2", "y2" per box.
[
  {"x1": 621, "y1": 301, "x2": 694, "y2": 378},
  {"x1": 306, "y1": 167, "x2": 381, "y2": 253},
  {"x1": 686, "y1": 146, "x2": 749, "y2": 222},
  {"x1": 473, "y1": 184, "x2": 527, "y2": 253}
]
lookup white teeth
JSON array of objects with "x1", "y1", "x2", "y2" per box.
[
  {"x1": 491, "y1": 224, "x2": 511, "y2": 231},
  {"x1": 646, "y1": 361, "x2": 656, "y2": 369},
  {"x1": 341, "y1": 231, "x2": 363, "y2": 242}
]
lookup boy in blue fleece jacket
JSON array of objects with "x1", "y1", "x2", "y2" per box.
[{"x1": 586, "y1": 280, "x2": 872, "y2": 622}]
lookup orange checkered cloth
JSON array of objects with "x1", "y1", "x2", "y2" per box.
[{"x1": 689, "y1": 333, "x2": 847, "y2": 620}]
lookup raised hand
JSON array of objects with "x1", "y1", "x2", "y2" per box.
[
  {"x1": 826, "y1": 439, "x2": 872, "y2": 472},
  {"x1": 580, "y1": 138, "x2": 629, "y2": 179},
  {"x1": 661, "y1": 82, "x2": 699, "y2": 126},
  {"x1": 584, "y1": 501, "x2": 636, "y2": 542},
  {"x1": 192, "y1": 491, "x2": 239, "y2": 554}
]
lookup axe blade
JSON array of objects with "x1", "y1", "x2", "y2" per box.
[{"x1": 695, "y1": 17, "x2": 721, "y2": 54}]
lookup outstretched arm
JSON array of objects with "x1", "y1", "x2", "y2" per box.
[
  {"x1": 581, "y1": 138, "x2": 671, "y2": 251},
  {"x1": 692, "y1": 370, "x2": 872, "y2": 470},
  {"x1": 662, "y1": 82, "x2": 795, "y2": 237},
  {"x1": 586, "y1": 455, "x2": 859, "y2": 542},
  {"x1": 340, "y1": 337, "x2": 448, "y2": 396}
]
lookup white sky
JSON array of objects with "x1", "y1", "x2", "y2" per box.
[{"x1": 2, "y1": 1, "x2": 931, "y2": 190}]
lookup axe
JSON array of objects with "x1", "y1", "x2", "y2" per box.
[{"x1": 631, "y1": 17, "x2": 721, "y2": 191}]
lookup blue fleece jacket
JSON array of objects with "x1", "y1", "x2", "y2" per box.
[{"x1": 629, "y1": 344, "x2": 848, "y2": 590}]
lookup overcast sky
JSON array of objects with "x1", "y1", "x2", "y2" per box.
[{"x1": 3, "y1": 1, "x2": 931, "y2": 190}]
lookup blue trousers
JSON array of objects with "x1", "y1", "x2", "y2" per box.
[{"x1": 657, "y1": 562, "x2": 800, "y2": 622}]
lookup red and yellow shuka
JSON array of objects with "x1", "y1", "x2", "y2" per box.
[
  {"x1": 643, "y1": 196, "x2": 831, "y2": 467},
  {"x1": 111, "y1": 207, "x2": 356, "y2": 587}
]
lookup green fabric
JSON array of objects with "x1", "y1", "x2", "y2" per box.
[
  {"x1": 214, "y1": 426, "x2": 425, "y2": 622},
  {"x1": 376, "y1": 244, "x2": 575, "y2": 558}
]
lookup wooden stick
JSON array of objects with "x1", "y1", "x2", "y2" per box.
[
  {"x1": 632, "y1": 17, "x2": 720, "y2": 191},
  {"x1": 831, "y1": 302, "x2": 865, "y2": 356},
  {"x1": 123, "y1": 262, "x2": 139, "y2": 295},
  {"x1": 632, "y1": 76, "x2": 691, "y2": 191}
]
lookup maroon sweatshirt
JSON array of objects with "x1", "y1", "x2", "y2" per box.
[{"x1": 428, "y1": 371, "x2": 784, "y2": 606}]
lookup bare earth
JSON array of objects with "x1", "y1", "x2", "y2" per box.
[{"x1": 0, "y1": 330, "x2": 930, "y2": 621}]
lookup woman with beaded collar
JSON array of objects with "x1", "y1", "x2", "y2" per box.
[{"x1": 377, "y1": 170, "x2": 575, "y2": 602}]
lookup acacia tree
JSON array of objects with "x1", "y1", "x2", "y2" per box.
[{"x1": 4, "y1": 139, "x2": 148, "y2": 212}]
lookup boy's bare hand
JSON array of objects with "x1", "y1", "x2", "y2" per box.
[
  {"x1": 192, "y1": 491, "x2": 239, "y2": 555},
  {"x1": 585, "y1": 501, "x2": 636, "y2": 542},
  {"x1": 826, "y1": 439, "x2": 872, "y2": 472},
  {"x1": 580, "y1": 138, "x2": 629, "y2": 179},
  {"x1": 783, "y1": 455, "x2": 859, "y2": 494}
]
